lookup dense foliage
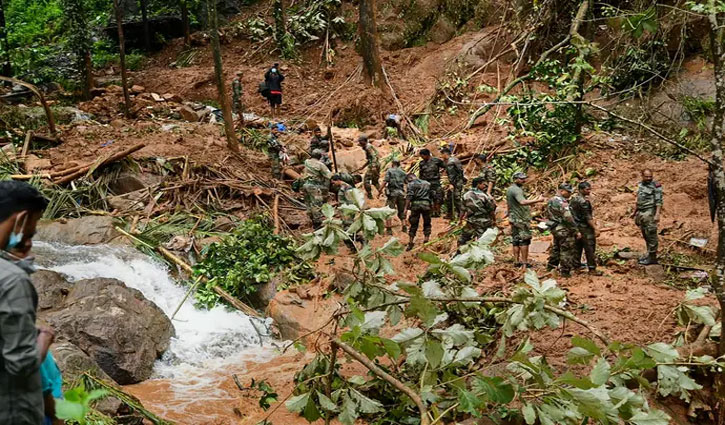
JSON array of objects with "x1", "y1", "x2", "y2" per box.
[
  {"x1": 278, "y1": 188, "x2": 723, "y2": 425},
  {"x1": 193, "y1": 215, "x2": 314, "y2": 308}
]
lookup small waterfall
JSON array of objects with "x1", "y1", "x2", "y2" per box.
[{"x1": 34, "y1": 241, "x2": 274, "y2": 378}]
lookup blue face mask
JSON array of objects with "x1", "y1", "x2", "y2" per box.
[{"x1": 5, "y1": 214, "x2": 27, "y2": 251}]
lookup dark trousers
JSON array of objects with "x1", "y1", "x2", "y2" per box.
[
  {"x1": 408, "y1": 204, "x2": 431, "y2": 241},
  {"x1": 574, "y1": 226, "x2": 597, "y2": 270}
]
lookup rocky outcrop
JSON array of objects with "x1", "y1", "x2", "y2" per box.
[
  {"x1": 51, "y1": 342, "x2": 124, "y2": 415},
  {"x1": 266, "y1": 290, "x2": 337, "y2": 341},
  {"x1": 35, "y1": 271, "x2": 174, "y2": 384},
  {"x1": 36, "y1": 216, "x2": 121, "y2": 245}
]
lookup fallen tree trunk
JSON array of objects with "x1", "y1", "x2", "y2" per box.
[{"x1": 54, "y1": 142, "x2": 145, "y2": 185}]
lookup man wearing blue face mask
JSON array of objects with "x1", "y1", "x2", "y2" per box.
[{"x1": 0, "y1": 180, "x2": 55, "y2": 425}]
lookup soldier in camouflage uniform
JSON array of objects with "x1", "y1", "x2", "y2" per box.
[
  {"x1": 570, "y1": 181, "x2": 603, "y2": 275},
  {"x1": 301, "y1": 150, "x2": 333, "y2": 229},
  {"x1": 267, "y1": 124, "x2": 286, "y2": 179},
  {"x1": 631, "y1": 169, "x2": 663, "y2": 265},
  {"x1": 458, "y1": 177, "x2": 497, "y2": 247},
  {"x1": 358, "y1": 135, "x2": 381, "y2": 199},
  {"x1": 506, "y1": 172, "x2": 545, "y2": 267},
  {"x1": 440, "y1": 147, "x2": 465, "y2": 220},
  {"x1": 380, "y1": 159, "x2": 408, "y2": 235},
  {"x1": 418, "y1": 148, "x2": 446, "y2": 217},
  {"x1": 475, "y1": 153, "x2": 497, "y2": 195},
  {"x1": 232, "y1": 71, "x2": 243, "y2": 115},
  {"x1": 546, "y1": 183, "x2": 579, "y2": 277},
  {"x1": 405, "y1": 173, "x2": 432, "y2": 251}
]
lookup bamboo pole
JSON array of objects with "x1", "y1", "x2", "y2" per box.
[{"x1": 0, "y1": 76, "x2": 57, "y2": 137}]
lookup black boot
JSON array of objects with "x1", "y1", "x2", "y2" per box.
[{"x1": 639, "y1": 255, "x2": 658, "y2": 265}]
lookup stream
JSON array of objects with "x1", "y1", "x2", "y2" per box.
[{"x1": 34, "y1": 241, "x2": 281, "y2": 423}]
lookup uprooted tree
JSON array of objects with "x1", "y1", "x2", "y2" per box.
[{"x1": 262, "y1": 189, "x2": 723, "y2": 425}]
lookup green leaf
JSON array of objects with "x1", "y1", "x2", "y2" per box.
[
  {"x1": 646, "y1": 343, "x2": 679, "y2": 362},
  {"x1": 457, "y1": 389, "x2": 482, "y2": 416},
  {"x1": 450, "y1": 265, "x2": 472, "y2": 282},
  {"x1": 360, "y1": 311, "x2": 386, "y2": 333},
  {"x1": 317, "y1": 392, "x2": 338, "y2": 412},
  {"x1": 473, "y1": 376, "x2": 515, "y2": 403},
  {"x1": 571, "y1": 336, "x2": 601, "y2": 356},
  {"x1": 55, "y1": 399, "x2": 86, "y2": 422},
  {"x1": 391, "y1": 327, "x2": 424, "y2": 344},
  {"x1": 285, "y1": 392, "x2": 311, "y2": 413},
  {"x1": 431, "y1": 323, "x2": 474, "y2": 346},
  {"x1": 382, "y1": 338, "x2": 401, "y2": 360},
  {"x1": 418, "y1": 252, "x2": 443, "y2": 264},
  {"x1": 422, "y1": 280, "x2": 444, "y2": 297},
  {"x1": 338, "y1": 395, "x2": 358, "y2": 425},
  {"x1": 425, "y1": 339, "x2": 444, "y2": 369},
  {"x1": 347, "y1": 375, "x2": 366, "y2": 385},
  {"x1": 683, "y1": 304, "x2": 716, "y2": 326},
  {"x1": 567, "y1": 387, "x2": 612, "y2": 420},
  {"x1": 685, "y1": 287, "x2": 708, "y2": 301},
  {"x1": 630, "y1": 409, "x2": 671, "y2": 425},
  {"x1": 590, "y1": 357, "x2": 611, "y2": 386},
  {"x1": 656, "y1": 365, "x2": 702, "y2": 401},
  {"x1": 567, "y1": 347, "x2": 595, "y2": 365},
  {"x1": 303, "y1": 394, "x2": 322, "y2": 422},
  {"x1": 321, "y1": 203, "x2": 335, "y2": 218},
  {"x1": 408, "y1": 294, "x2": 439, "y2": 326},
  {"x1": 522, "y1": 403, "x2": 537, "y2": 425},
  {"x1": 350, "y1": 389, "x2": 384, "y2": 414}
]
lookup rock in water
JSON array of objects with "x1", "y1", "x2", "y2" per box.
[
  {"x1": 36, "y1": 216, "x2": 120, "y2": 245},
  {"x1": 42, "y1": 277, "x2": 175, "y2": 384}
]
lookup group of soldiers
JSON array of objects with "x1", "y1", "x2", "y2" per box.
[{"x1": 277, "y1": 125, "x2": 664, "y2": 274}]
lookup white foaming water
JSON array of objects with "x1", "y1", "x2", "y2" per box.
[{"x1": 33, "y1": 241, "x2": 274, "y2": 378}]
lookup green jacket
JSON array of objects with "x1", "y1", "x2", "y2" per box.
[{"x1": 0, "y1": 254, "x2": 43, "y2": 425}]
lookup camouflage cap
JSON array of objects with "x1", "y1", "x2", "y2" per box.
[
  {"x1": 559, "y1": 183, "x2": 573, "y2": 192},
  {"x1": 513, "y1": 172, "x2": 527, "y2": 180}
]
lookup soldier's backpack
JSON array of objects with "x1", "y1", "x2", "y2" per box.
[{"x1": 258, "y1": 81, "x2": 270, "y2": 98}]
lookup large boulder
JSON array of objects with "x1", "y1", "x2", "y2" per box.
[
  {"x1": 51, "y1": 342, "x2": 124, "y2": 415},
  {"x1": 36, "y1": 216, "x2": 121, "y2": 245},
  {"x1": 32, "y1": 270, "x2": 72, "y2": 312},
  {"x1": 41, "y1": 276, "x2": 174, "y2": 384}
]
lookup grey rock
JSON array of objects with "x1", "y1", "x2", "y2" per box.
[
  {"x1": 36, "y1": 216, "x2": 120, "y2": 245},
  {"x1": 42, "y1": 277, "x2": 174, "y2": 384}
]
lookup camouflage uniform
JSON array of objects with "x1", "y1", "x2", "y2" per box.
[
  {"x1": 309, "y1": 135, "x2": 329, "y2": 154},
  {"x1": 302, "y1": 158, "x2": 332, "y2": 229},
  {"x1": 384, "y1": 166, "x2": 407, "y2": 223},
  {"x1": 445, "y1": 156, "x2": 465, "y2": 219},
  {"x1": 570, "y1": 193, "x2": 597, "y2": 271},
  {"x1": 635, "y1": 180, "x2": 663, "y2": 260},
  {"x1": 363, "y1": 143, "x2": 381, "y2": 198},
  {"x1": 506, "y1": 184, "x2": 532, "y2": 246},
  {"x1": 418, "y1": 157, "x2": 446, "y2": 214},
  {"x1": 458, "y1": 188, "x2": 496, "y2": 246},
  {"x1": 267, "y1": 134, "x2": 283, "y2": 179},
  {"x1": 546, "y1": 195, "x2": 577, "y2": 275},
  {"x1": 480, "y1": 163, "x2": 497, "y2": 192},
  {"x1": 232, "y1": 78, "x2": 243, "y2": 114},
  {"x1": 407, "y1": 178, "x2": 432, "y2": 243}
]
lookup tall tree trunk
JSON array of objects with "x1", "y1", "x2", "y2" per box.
[
  {"x1": 358, "y1": 0, "x2": 383, "y2": 87},
  {"x1": 62, "y1": 0, "x2": 93, "y2": 99},
  {"x1": 273, "y1": 0, "x2": 286, "y2": 53},
  {"x1": 180, "y1": 0, "x2": 191, "y2": 47},
  {"x1": 113, "y1": 0, "x2": 132, "y2": 118},
  {"x1": 207, "y1": 0, "x2": 238, "y2": 153},
  {"x1": 140, "y1": 0, "x2": 151, "y2": 50},
  {"x1": 0, "y1": 0, "x2": 12, "y2": 77},
  {"x1": 707, "y1": 9, "x2": 725, "y2": 425}
]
